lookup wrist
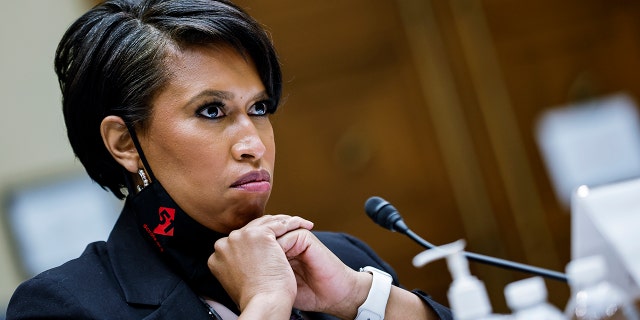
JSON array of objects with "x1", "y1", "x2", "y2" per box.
[
  {"x1": 354, "y1": 266, "x2": 393, "y2": 320},
  {"x1": 325, "y1": 270, "x2": 371, "y2": 319},
  {"x1": 239, "y1": 293, "x2": 294, "y2": 319}
]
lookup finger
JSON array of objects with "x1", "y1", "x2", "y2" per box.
[
  {"x1": 242, "y1": 214, "x2": 289, "y2": 227},
  {"x1": 276, "y1": 215, "x2": 313, "y2": 230},
  {"x1": 276, "y1": 229, "x2": 313, "y2": 259},
  {"x1": 244, "y1": 214, "x2": 293, "y2": 228},
  {"x1": 259, "y1": 215, "x2": 314, "y2": 238},
  {"x1": 207, "y1": 250, "x2": 221, "y2": 273}
]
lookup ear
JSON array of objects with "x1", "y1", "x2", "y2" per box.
[{"x1": 101, "y1": 115, "x2": 140, "y2": 174}]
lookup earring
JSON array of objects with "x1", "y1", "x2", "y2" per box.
[{"x1": 137, "y1": 168, "x2": 149, "y2": 192}]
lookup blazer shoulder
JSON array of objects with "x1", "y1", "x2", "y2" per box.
[{"x1": 6, "y1": 241, "x2": 123, "y2": 319}]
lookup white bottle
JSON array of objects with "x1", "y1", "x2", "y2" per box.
[
  {"x1": 504, "y1": 276, "x2": 565, "y2": 320},
  {"x1": 413, "y1": 240, "x2": 508, "y2": 320},
  {"x1": 565, "y1": 255, "x2": 639, "y2": 320}
]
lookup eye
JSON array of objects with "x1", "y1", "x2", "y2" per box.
[
  {"x1": 248, "y1": 100, "x2": 275, "y2": 116},
  {"x1": 197, "y1": 102, "x2": 226, "y2": 119}
]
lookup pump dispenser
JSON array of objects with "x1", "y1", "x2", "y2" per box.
[
  {"x1": 413, "y1": 240, "x2": 506, "y2": 320},
  {"x1": 504, "y1": 276, "x2": 564, "y2": 320}
]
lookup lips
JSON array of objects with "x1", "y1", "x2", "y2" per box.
[{"x1": 230, "y1": 170, "x2": 271, "y2": 191}]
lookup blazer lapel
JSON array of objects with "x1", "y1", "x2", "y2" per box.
[{"x1": 106, "y1": 206, "x2": 210, "y2": 319}]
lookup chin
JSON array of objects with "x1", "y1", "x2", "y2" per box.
[
  {"x1": 224, "y1": 203, "x2": 267, "y2": 230},
  {"x1": 237, "y1": 205, "x2": 266, "y2": 221}
]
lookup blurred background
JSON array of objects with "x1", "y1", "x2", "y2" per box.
[{"x1": 3, "y1": 0, "x2": 640, "y2": 317}]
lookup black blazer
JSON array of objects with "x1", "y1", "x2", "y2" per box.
[{"x1": 7, "y1": 208, "x2": 452, "y2": 319}]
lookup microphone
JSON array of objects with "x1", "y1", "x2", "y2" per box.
[{"x1": 365, "y1": 196, "x2": 568, "y2": 282}]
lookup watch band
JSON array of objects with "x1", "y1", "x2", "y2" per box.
[{"x1": 355, "y1": 266, "x2": 393, "y2": 320}]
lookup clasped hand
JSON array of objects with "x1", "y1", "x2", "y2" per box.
[{"x1": 207, "y1": 215, "x2": 371, "y2": 319}]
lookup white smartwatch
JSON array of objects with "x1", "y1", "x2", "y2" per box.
[{"x1": 355, "y1": 266, "x2": 393, "y2": 320}]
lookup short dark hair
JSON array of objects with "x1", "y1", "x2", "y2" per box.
[{"x1": 55, "y1": 0, "x2": 282, "y2": 199}]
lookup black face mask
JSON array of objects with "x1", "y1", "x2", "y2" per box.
[
  {"x1": 129, "y1": 179, "x2": 239, "y2": 313},
  {"x1": 122, "y1": 122, "x2": 239, "y2": 313}
]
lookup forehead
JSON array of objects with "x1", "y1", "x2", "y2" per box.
[
  {"x1": 167, "y1": 43, "x2": 245, "y2": 74},
  {"x1": 166, "y1": 43, "x2": 259, "y2": 84},
  {"x1": 149, "y1": 43, "x2": 264, "y2": 110}
]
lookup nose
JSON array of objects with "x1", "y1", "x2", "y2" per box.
[{"x1": 231, "y1": 117, "x2": 266, "y2": 161}]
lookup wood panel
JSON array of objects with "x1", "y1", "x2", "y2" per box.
[
  {"x1": 483, "y1": 0, "x2": 640, "y2": 306},
  {"x1": 425, "y1": 0, "x2": 640, "y2": 310}
]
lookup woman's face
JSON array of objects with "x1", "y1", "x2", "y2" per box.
[{"x1": 138, "y1": 44, "x2": 276, "y2": 234}]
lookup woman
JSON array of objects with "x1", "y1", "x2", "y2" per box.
[{"x1": 7, "y1": 0, "x2": 452, "y2": 319}]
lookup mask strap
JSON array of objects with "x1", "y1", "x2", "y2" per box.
[{"x1": 125, "y1": 122, "x2": 157, "y2": 183}]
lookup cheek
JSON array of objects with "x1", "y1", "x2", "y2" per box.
[
  {"x1": 147, "y1": 125, "x2": 225, "y2": 173},
  {"x1": 262, "y1": 128, "x2": 276, "y2": 161},
  {"x1": 167, "y1": 139, "x2": 229, "y2": 192},
  {"x1": 184, "y1": 136, "x2": 229, "y2": 168}
]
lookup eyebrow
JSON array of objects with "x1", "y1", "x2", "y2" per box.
[
  {"x1": 187, "y1": 89, "x2": 270, "y2": 106},
  {"x1": 187, "y1": 90, "x2": 233, "y2": 106}
]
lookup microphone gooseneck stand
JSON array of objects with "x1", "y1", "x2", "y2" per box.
[{"x1": 365, "y1": 196, "x2": 568, "y2": 283}]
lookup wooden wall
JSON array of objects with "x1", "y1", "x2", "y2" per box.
[{"x1": 87, "y1": 0, "x2": 640, "y2": 313}]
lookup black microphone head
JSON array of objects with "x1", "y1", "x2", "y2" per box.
[
  {"x1": 364, "y1": 196, "x2": 387, "y2": 220},
  {"x1": 364, "y1": 196, "x2": 408, "y2": 233}
]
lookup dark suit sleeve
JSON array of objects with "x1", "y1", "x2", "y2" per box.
[{"x1": 314, "y1": 231, "x2": 453, "y2": 320}]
